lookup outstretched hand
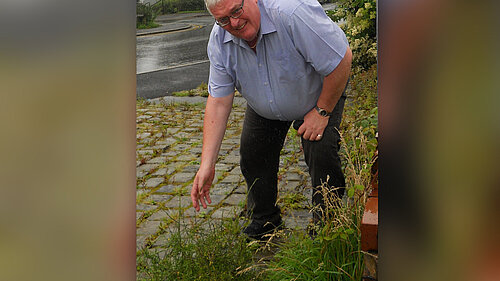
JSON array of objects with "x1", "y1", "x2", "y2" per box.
[
  {"x1": 297, "y1": 108, "x2": 329, "y2": 141},
  {"x1": 191, "y1": 166, "x2": 215, "y2": 211}
]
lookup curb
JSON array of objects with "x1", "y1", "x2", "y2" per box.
[
  {"x1": 136, "y1": 24, "x2": 192, "y2": 37},
  {"x1": 150, "y1": 96, "x2": 247, "y2": 107}
]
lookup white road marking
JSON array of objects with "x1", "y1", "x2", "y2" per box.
[{"x1": 136, "y1": 59, "x2": 210, "y2": 75}]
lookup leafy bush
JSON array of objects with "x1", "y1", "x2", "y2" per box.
[
  {"x1": 137, "y1": 2, "x2": 158, "y2": 28},
  {"x1": 328, "y1": 0, "x2": 377, "y2": 71},
  {"x1": 154, "y1": 0, "x2": 206, "y2": 14}
]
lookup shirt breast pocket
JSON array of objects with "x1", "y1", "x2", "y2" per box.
[{"x1": 275, "y1": 52, "x2": 307, "y2": 82}]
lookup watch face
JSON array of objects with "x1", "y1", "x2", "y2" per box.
[{"x1": 319, "y1": 109, "x2": 327, "y2": 116}]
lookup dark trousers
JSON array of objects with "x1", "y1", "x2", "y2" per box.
[{"x1": 240, "y1": 95, "x2": 346, "y2": 223}]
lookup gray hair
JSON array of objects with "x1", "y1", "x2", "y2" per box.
[{"x1": 204, "y1": 0, "x2": 224, "y2": 14}]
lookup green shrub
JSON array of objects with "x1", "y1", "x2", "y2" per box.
[
  {"x1": 154, "y1": 0, "x2": 206, "y2": 14},
  {"x1": 328, "y1": 0, "x2": 377, "y2": 71},
  {"x1": 137, "y1": 2, "x2": 158, "y2": 28}
]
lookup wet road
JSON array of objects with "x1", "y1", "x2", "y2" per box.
[{"x1": 136, "y1": 14, "x2": 214, "y2": 99}]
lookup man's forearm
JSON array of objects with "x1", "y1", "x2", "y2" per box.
[
  {"x1": 316, "y1": 47, "x2": 352, "y2": 112},
  {"x1": 200, "y1": 93, "x2": 235, "y2": 169}
]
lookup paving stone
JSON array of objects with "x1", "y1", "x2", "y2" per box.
[
  {"x1": 153, "y1": 168, "x2": 167, "y2": 176},
  {"x1": 161, "y1": 151, "x2": 178, "y2": 157},
  {"x1": 215, "y1": 163, "x2": 233, "y2": 172},
  {"x1": 148, "y1": 194, "x2": 171, "y2": 203},
  {"x1": 220, "y1": 143, "x2": 236, "y2": 150},
  {"x1": 148, "y1": 210, "x2": 175, "y2": 221},
  {"x1": 137, "y1": 164, "x2": 159, "y2": 174},
  {"x1": 136, "y1": 204, "x2": 157, "y2": 211},
  {"x1": 183, "y1": 206, "x2": 215, "y2": 218},
  {"x1": 220, "y1": 174, "x2": 242, "y2": 184},
  {"x1": 166, "y1": 128, "x2": 180, "y2": 135},
  {"x1": 176, "y1": 154, "x2": 196, "y2": 162},
  {"x1": 190, "y1": 147, "x2": 202, "y2": 154},
  {"x1": 147, "y1": 156, "x2": 167, "y2": 164},
  {"x1": 229, "y1": 166, "x2": 241, "y2": 175},
  {"x1": 164, "y1": 196, "x2": 192, "y2": 208},
  {"x1": 136, "y1": 212, "x2": 143, "y2": 220},
  {"x1": 206, "y1": 194, "x2": 226, "y2": 206},
  {"x1": 137, "y1": 189, "x2": 149, "y2": 197},
  {"x1": 221, "y1": 155, "x2": 240, "y2": 165},
  {"x1": 173, "y1": 144, "x2": 190, "y2": 151},
  {"x1": 223, "y1": 193, "x2": 246, "y2": 206},
  {"x1": 183, "y1": 127, "x2": 199, "y2": 132},
  {"x1": 145, "y1": 177, "x2": 164, "y2": 188},
  {"x1": 170, "y1": 172, "x2": 195, "y2": 183},
  {"x1": 279, "y1": 180, "x2": 302, "y2": 192},
  {"x1": 137, "y1": 115, "x2": 152, "y2": 120},
  {"x1": 136, "y1": 235, "x2": 148, "y2": 251},
  {"x1": 211, "y1": 206, "x2": 240, "y2": 219},
  {"x1": 155, "y1": 139, "x2": 174, "y2": 146},
  {"x1": 137, "y1": 220, "x2": 161, "y2": 237},
  {"x1": 211, "y1": 183, "x2": 234, "y2": 195},
  {"x1": 138, "y1": 132, "x2": 151, "y2": 139},
  {"x1": 284, "y1": 173, "x2": 302, "y2": 181},
  {"x1": 155, "y1": 184, "x2": 176, "y2": 194},
  {"x1": 181, "y1": 165, "x2": 199, "y2": 173}
]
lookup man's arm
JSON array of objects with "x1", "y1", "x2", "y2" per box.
[
  {"x1": 298, "y1": 47, "x2": 352, "y2": 141},
  {"x1": 191, "y1": 93, "x2": 234, "y2": 211}
]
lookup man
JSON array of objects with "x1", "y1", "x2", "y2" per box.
[{"x1": 191, "y1": 0, "x2": 352, "y2": 239}]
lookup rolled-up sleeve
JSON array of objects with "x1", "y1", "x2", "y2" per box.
[
  {"x1": 207, "y1": 32, "x2": 235, "y2": 98},
  {"x1": 287, "y1": 1, "x2": 349, "y2": 76}
]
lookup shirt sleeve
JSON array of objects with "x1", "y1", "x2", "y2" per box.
[
  {"x1": 287, "y1": 1, "x2": 349, "y2": 76},
  {"x1": 207, "y1": 30, "x2": 235, "y2": 98}
]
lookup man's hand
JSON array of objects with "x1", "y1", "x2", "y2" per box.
[
  {"x1": 191, "y1": 165, "x2": 215, "y2": 211},
  {"x1": 297, "y1": 108, "x2": 329, "y2": 141}
]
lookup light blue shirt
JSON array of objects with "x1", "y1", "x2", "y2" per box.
[{"x1": 207, "y1": 0, "x2": 349, "y2": 121}]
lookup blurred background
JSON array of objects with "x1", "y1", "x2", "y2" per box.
[{"x1": 0, "y1": 0, "x2": 499, "y2": 280}]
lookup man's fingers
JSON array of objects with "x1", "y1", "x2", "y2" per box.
[
  {"x1": 200, "y1": 196, "x2": 207, "y2": 209},
  {"x1": 205, "y1": 192, "x2": 212, "y2": 204},
  {"x1": 297, "y1": 124, "x2": 305, "y2": 136}
]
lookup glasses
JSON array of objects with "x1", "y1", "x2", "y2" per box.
[{"x1": 215, "y1": 0, "x2": 245, "y2": 27}]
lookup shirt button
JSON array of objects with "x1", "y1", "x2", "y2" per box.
[
  {"x1": 269, "y1": 100, "x2": 273, "y2": 103},
  {"x1": 264, "y1": 82, "x2": 268, "y2": 85},
  {"x1": 259, "y1": 63, "x2": 262, "y2": 67}
]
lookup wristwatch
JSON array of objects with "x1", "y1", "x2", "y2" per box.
[{"x1": 315, "y1": 105, "x2": 332, "y2": 117}]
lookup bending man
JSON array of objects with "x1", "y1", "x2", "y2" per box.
[{"x1": 191, "y1": 0, "x2": 352, "y2": 240}]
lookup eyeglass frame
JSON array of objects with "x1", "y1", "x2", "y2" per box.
[{"x1": 214, "y1": 0, "x2": 245, "y2": 27}]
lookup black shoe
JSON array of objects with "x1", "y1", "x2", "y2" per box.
[{"x1": 243, "y1": 218, "x2": 283, "y2": 240}]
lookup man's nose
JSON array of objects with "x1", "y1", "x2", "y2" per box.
[{"x1": 229, "y1": 17, "x2": 241, "y2": 28}]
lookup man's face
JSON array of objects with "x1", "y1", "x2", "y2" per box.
[{"x1": 210, "y1": 0, "x2": 260, "y2": 42}]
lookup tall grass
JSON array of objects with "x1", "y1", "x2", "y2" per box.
[
  {"x1": 137, "y1": 216, "x2": 258, "y2": 281},
  {"x1": 263, "y1": 66, "x2": 377, "y2": 280},
  {"x1": 136, "y1": 67, "x2": 377, "y2": 280}
]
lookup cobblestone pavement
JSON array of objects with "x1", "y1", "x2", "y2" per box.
[{"x1": 136, "y1": 97, "x2": 314, "y2": 252}]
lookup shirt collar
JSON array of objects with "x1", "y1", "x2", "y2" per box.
[{"x1": 222, "y1": 1, "x2": 276, "y2": 45}]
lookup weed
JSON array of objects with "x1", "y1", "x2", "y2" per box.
[
  {"x1": 136, "y1": 217, "x2": 258, "y2": 280},
  {"x1": 278, "y1": 192, "x2": 307, "y2": 211}
]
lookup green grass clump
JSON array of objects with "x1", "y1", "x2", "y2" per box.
[
  {"x1": 137, "y1": 22, "x2": 161, "y2": 29},
  {"x1": 264, "y1": 183, "x2": 365, "y2": 281},
  {"x1": 137, "y1": 217, "x2": 258, "y2": 281}
]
